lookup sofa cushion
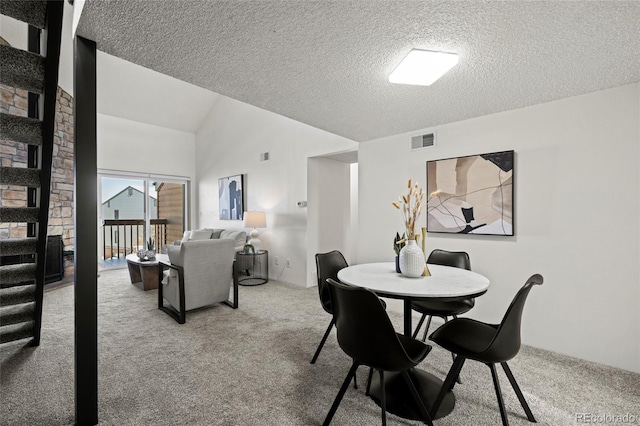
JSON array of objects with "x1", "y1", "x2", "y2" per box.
[
  {"x1": 219, "y1": 230, "x2": 247, "y2": 249},
  {"x1": 210, "y1": 229, "x2": 224, "y2": 239},
  {"x1": 190, "y1": 229, "x2": 214, "y2": 240}
]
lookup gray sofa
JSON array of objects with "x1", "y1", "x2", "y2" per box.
[{"x1": 178, "y1": 228, "x2": 248, "y2": 252}]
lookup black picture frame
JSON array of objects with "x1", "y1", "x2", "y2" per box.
[
  {"x1": 218, "y1": 174, "x2": 244, "y2": 220},
  {"x1": 426, "y1": 150, "x2": 514, "y2": 236}
]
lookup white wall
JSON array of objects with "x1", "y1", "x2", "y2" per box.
[
  {"x1": 58, "y1": 0, "x2": 75, "y2": 96},
  {"x1": 0, "y1": 15, "x2": 27, "y2": 50},
  {"x1": 358, "y1": 83, "x2": 640, "y2": 373},
  {"x1": 195, "y1": 96, "x2": 358, "y2": 286},
  {"x1": 97, "y1": 114, "x2": 197, "y2": 227}
]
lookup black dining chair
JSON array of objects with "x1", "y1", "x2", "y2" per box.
[
  {"x1": 322, "y1": 278, "x2": 434, "y2": 426},
  {"x1": 429, "y1": 274, "x2": 543, "y2": 426},
  {"x1": 312, "y1": 250, "x2": 386, "y2": 365},
  {"x1": 411, "y1": 249, "x2": 474, "y2": 342},
  {"x1": 311, "y1": 250, "x2": 349, "y2": 365}
]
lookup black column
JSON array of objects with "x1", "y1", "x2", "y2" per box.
[{"x1": 74, "y1": 35, "x2": 98, "y2": 426}]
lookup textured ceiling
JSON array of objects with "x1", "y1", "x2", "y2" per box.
[{"x1": 77, "y1": 1, "x2": 640, "y2": 142}]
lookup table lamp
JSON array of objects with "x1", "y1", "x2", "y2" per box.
[{"x1": 243, "y1": 211, "x2": 267, "y2": 250}]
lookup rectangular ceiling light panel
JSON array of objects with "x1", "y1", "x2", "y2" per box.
[{"x1": 389, "y1": 49, "x2": 458, "y2": 86}]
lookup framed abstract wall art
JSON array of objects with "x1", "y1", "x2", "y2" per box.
[
  {"x1": 218, "y1": 174, "x2": 244, "y2": 220},
  {"x1": 426, "y1": 150, "x2": 514, "y2": 235}
]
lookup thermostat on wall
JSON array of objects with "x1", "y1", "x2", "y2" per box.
[{"x1": 297, "y1": 201, "x2": 307, "y2": 208}]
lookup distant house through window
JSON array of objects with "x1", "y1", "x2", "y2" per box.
[{"x1": 114, "y1": 210, "x2": 119, "y2": 220}]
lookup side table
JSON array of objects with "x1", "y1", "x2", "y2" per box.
[{"x1": 235, "y1": 250, "x2": 269, "y2": 286}]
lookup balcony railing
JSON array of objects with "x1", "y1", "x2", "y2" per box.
[{"x1": 102, "y1": 219, "x2": 168, "y2": 260}]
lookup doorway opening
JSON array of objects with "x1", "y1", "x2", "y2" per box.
[{"x1": 307, "y1": 150, "x2": 358, "y2": 287}]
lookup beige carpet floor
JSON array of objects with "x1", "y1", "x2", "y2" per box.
[{"x1": 1, "y1": 268, "x2": 638, "y2": 425}]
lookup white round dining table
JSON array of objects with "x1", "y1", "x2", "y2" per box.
[
  {"x1": 337, "y1": 262, "x2": 490, "y2": 336},
  {"x1": 336, "y1": 262, "x2": 490, "y2": 421}
]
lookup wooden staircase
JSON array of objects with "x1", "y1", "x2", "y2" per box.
[{"x1": 0, "y1": 0, "x2": 64, "y2": 346}]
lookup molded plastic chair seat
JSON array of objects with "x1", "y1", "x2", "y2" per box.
[
  {"x1": 430, "y1": 318, "x2": 500, "y2": 361},
  {"x1": 397, "y1": 334, "x2": 431, "y2": 364},
  {"x1": 411, "y1": 298, "x2": 474, "y2": 317},
  {"x1": 429, "y1": 274, "x2": 543, "y2": 426}
]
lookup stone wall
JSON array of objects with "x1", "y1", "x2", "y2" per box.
[{"x1": 0, "y1": 84, "x2": 75, "y2": 277}]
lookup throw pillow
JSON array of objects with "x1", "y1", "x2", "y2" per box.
[
  {"x1": 190, "y1": 229, "x2": 213, "y2": 240},
  {"x1": 219, "y1": 230, "x2": 248, "y2": 249}
]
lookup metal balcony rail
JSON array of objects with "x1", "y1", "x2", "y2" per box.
[{"x1": 102, "y1": 219, "x2": 168, "y2": 260}]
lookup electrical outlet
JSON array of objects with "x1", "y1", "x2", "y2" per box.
[
  {"x1": 285, "y1": 259, "x2": 291, "y2": 268},
  {"x1": 274, "y1": 256, "x2": 279, "y2": 265}
]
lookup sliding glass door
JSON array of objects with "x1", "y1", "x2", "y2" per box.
[{"x1": 98, "y1": 172, "x2": 188, "y2": 268}]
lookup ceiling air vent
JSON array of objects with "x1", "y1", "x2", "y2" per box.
[{"x1": 411, "y1": 133, "x2": 435, "y2": 150}]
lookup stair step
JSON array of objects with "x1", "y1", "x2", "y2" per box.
[
  {"x1": 0, "y1": 0, "x2": 47, "y2": 29},
  {"x1": 0, "y1": 207, "x2": 39, "y2": 223},
  {"x1": 0, "y1": 45, "x2": 45, "y2": 94},
  {"x1": 0, "y1": 264, "x2": 36, "y2": 288},
  {"x1": 0, "y1": 167, "x2": 40, "y2": 187},
  {"x1": 0, "y1": 284, "x2": 36, "y2": 305},
  {"x1": 0, "y1": 113, "x2": 43, "y2": 146},
  {"x1": 0, "y1": 238, "x2": 37, "y2": 256},
  {"x1": 0, "y1": 321, "x2": 34, "y2": 344},
  {"x1": 0, "y1": 302, "x2": 35, "y2": 326}
]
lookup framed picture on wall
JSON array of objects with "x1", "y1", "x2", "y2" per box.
[
  {"x1": 218, "y1": 175, "x2": 244, "y2": 220},
  {"x1": 426, "y1": 150, "x2": 514, "y2": 235}
]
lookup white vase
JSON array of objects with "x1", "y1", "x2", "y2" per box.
[{"x1": 399, "y1": 240, "x2": 425, "y2": 278}]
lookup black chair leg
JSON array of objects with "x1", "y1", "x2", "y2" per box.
[
  {"x1": 401, "y1": 370, "x2": 434, "y2": 426},
  {"x1": 501, "y1": 362, "x2": 536, "y2": 422},
  {"x1": 311, "y1": 318, "x2": 335, "y2": 364},
  {"x1": 420, "y1": 315, "x2": 433, "y2": 342},
  {"x1": 442, "y1": 316, "x2": 462, "y2": 384},
  {"x1": 412, "y1": 313, "x2": 427, "y2": 339},
  {"x1": 379, "y1": 370, "x2": 387, "y2": 426},
  {"x1": 431, "y1": 355, "x2": 465, "y2": 419},
  {"x1": 489, "y1": 363, "x2": 510, "y2": 426},
  {"x1": 322, "y1": 361, "x2": 359, "y2": 426},
  {"x1": 449, "y1": 356, "x2": 466, "y2": 391},
  {"x1": 365, "y1": 367, "x2": 374, "y2": 396}
]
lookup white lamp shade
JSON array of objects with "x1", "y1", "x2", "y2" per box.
[{"x1": 243, "y1": 211, "x2": 266, "y2": 228}]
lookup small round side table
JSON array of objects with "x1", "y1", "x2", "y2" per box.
[{"x1": 235, "y1": 250, "x2": 269, "y2": 286}]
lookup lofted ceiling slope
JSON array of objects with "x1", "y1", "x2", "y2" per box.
[{"x1": 77, "y1": 1, "x2": 640, "y2": 142}]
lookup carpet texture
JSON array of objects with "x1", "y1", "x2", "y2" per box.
[{"x1": 1, "y1": 268, "x2": 638, "y2": 425}]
